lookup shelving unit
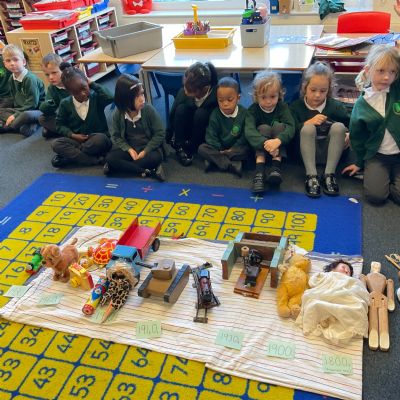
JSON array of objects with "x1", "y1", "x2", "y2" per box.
[{"x1": 5, "y1": 7, "x2": 117, "y2": 82}]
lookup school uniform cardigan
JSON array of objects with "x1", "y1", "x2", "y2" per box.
[
  {"x1": 56, "y1": 82, "x2": 113, "y2": 138},
  {"x1": 290, "y1": 97, "x2": 350, "y2": 133},
  {"x1": 350, "y1": 80, "x2": 400, "y2": 168},
  {"x1": 206, "y1": 105, "x2": 248, "y2": 151},
  {"x1": 8, "y1": 71, "x2": 45, "y2": 117},
  {"x1": 110, "y1": 104, "x2": 166, "y2": 154},
  {"x1": 245, "y1": 101, "x2": 295, "y2": 150},
  {"x1": 39, "y1": 85, "x2": 69, "y2": 116}
]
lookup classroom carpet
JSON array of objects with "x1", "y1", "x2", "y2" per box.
[{"x1": 0, "y1": 173, "x2": 363, "y2": 400}]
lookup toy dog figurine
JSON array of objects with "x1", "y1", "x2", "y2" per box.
[{"x1": 41, "y1": 238, "x2": 79, "y2": 283}]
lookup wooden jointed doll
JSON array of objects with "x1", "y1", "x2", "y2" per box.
[{"x1": 360, "y1": 261, "x2": 395, "y2": 351}]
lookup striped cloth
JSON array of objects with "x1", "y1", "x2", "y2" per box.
[{"x1": 0, "y1": 226, "x2": 363, "y2": 400}]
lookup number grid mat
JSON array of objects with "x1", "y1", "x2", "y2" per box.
[{"x1": 0, "y1": 173, "x2": 363, "y2": 400}]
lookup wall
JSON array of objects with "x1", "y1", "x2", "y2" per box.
[{"x1": 109, "y1": 0, "x2": 400, "y2": 31}]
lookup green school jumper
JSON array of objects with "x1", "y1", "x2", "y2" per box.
[{"x1": 40, "y1": 85, "x2": 69, "y2": 116}]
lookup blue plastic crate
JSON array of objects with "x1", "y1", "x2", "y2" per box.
[{"x1": 92, "y1": 0, "x2": 109, "y2": 13}]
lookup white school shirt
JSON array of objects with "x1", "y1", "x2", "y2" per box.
[
  {"x1": 363, "y1": 87, "x2": 400, "y2": 155},
  {"x1": 72, "y1": 96, "x2": 89, "y2": 121},
  {"x1": 194, "y1": 86, "x2": 212, "y2": 107},
  {"x1": 13, "y1": 68, "x2": 28, "y2": 82},
  {"x1": 220, "y1": 105, "x2": 239, "y2": 118}
]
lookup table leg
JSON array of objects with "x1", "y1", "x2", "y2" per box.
[{"x1": 140, "y1": 68, "x2": 153, "y2": 105}]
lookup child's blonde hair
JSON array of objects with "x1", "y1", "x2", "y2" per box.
[
  {"x1": 2, "y1": 44, "x2": 24, "y2": 60},
  {"x1": 355, "y1": 44, "x2": 400, "y2": 90},
  {"x1": 252, "y1": 70, "x2": 284, "y2": 102},
  {"x1": 301, "y1": 61, "x2": 334, "y2": 97},
  {"x1": 42, "y1": 53, "x2": 62, "y2": 69}
]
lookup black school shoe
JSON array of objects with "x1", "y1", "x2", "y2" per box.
[
  {"x1": 228, "y1": 161, "x2": 242, "y2": 177},
  {"x1": 252, "y1": 172, "x2": 265, "y2": 193},
  {"x1": 322, "y1": 173, "x2": 339, "y2": 196},
  {"x1": 266, "y1": 167, "x2": 282, "y2": 186},
  {"x1": 153, "y1": 164, "x2": 166, "y2": 182},
  {"x1": 305, "y1": 175, "x2": 321, "y2": 198},
  {"x1": 51, "y1": 155, "x2": 69, "y2": 168},
  {"x1": 176, "y1": 147, "x2": 193, "y2": 166}
]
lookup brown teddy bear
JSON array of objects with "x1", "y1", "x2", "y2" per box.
[
  {"x1": 41, "y1": 238, "x2": 79, "y2": 282},
  {"x1": 276, "y1": 253, "x2": 311, "y2": 319}
]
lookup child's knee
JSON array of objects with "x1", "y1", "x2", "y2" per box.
[{"x1": 300, "y1": 124, "x2": 317, "y2": 138}]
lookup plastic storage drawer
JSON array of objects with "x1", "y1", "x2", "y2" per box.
[{"x1": 93, "y1": 21, "x2": 162, "y2": 58}]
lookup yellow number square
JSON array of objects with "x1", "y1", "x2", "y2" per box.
[
  {"x1": 10, "y1": 326, "x2": 56, "y2": 355},
  {"x1": 142, "y1": 201, "x2": 174, "y2": 218},
  {"x1": 169, "y1": 202, "x2": 200, "y2": 220},
  {"x1": 285, "y1": 212, "x2": 317, "y2": 232},
  {"x1": 43, "y1": 191, "x2": 76, "y2": 207},
  {"x1": 161, "y1": 355, "x2": 205, "y2": 386},
  {"x1": 77, "y1": 211, "x2": 112, "y2": 227},
  {"x1": 52, "y1": 208, "x2": 86, "y2": 225},
  {"x1": 283, "y1": 230, "x2": 315, "y2": 251},
  {"x1": 0, "y1": 259, "x2": 9, "y2": 273},
  {"x1": 217, "y1": 224, "x2": 243, "y2": 241},
  {"x1": 138, "y1": 216, "x2": 164, "y2": 228},
  {"x1": 58, "y1": 366, "x2": 112, "y2": 400},
  {"x1": 104, "y1": 214, "x2": 136, "y2": 230},
  {"x1": 203, "y1": 369, "x2": 247, "y2": 396},
  {"x1": 248, "y1": 381, "x2": 294, "y2": 400},
  {"x1": 0, "y1": 349, "x2": 36, "y2": 392},
  {"x1": 0, "y1": 262, "x2": 29, "y2": 286},
  {"x1": 161, "y1": 218, "x2": 192, "y2": 238},
  {"x1": 199, "y1": 391, "x2": 239, "y2": 400},
  {"x1": 91, "y1": 196, "x2": 124, "y2": 212},
  {"x1": 8, "y1": 221, "x2": 46, "y2": 241},
  {"x1": 103, "y1": 373, "x2": 153, "y2": 400},
  {"x1": 35, "y1": 224, "x2": 72, "y2": 244},
  {"x1": 27, "y1": 205, "x2": 61, "y2": 223},
  {"x1": 0, "y1": 319, "x2": 24, "y2": 347},
  {"x1": 19, "y1": 358, "x2": 74, "y2": 399},
  {"x1": 120, "y1": 347, "x2": 165, "y2": 378},
  {"x1": 116, "y1": 198, "x2": 148, "y2": 214},
  {"x1": 15, "y1": 242, "x2": 46, "y2": 263},
  {"x1": 225, "y1": 207, "x2": 256, "y2": 226},
  {"x1": 151, "y1": 382, "x2": 198, "y2": 400},
  {"x1": 81, "y1": 340, "x2": 127, "y2": 370},
  {"x1": 254, "y1": 210, "x2": 286, "y2": 229},
  {"x1": 0, "y1": 239, "x2": 28, "y2": 261},
  {"x1": 251, "y1": 226, "x2": 283, "y2": 236},
  {"x1": 68, "y1": 193, "x2": 100, "y2": 209},
  {"x1": 187, "y1": 221, "x2": 220, "y2": 240},
  {"x1": 0, "y1": 390, "x2": 12, "y2": 400},
  {"x1": 45, "y1": 333, "x2": 91, "y2": 363},
  {"x1": 197, "y1": 205, "x2": 228, "y2": 222}
]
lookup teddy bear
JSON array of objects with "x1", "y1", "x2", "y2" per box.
[
  {"x1": 40, "y1": 238, "x2": 79, "y2": 283},
  {"x1": 276, "y1": 253, "x2": 311, "y2": 319}
]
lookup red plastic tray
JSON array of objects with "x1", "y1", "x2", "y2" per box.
[
  {"x1": 33, "y1": 0, "x2": 86, "y2": 11},
  {"x1": 21, "y1": 12, "x2": 79, "y2": 29},
  {"x1": 85, "y1": 62, "x2": 100, "y2": 77}
]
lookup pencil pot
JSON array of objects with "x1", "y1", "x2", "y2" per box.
[{"x1": 240, "y1": 17, "x2": 271, "y2": 48}]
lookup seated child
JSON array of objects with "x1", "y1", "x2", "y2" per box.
[
  {"x1": 167, "y1": 61, "x2": 218, "y2": 166},
  {"x1": 52, "y1": 62, "x2": 113, "y2": 168},
  {"x1": 0, "y1": 40, "x2": 12, "y2": 108},
  {"x1": 296, "y1": 259, "x2": 369, "y2": 345},
  {"x1": 104, "y1": 74, "x2": 166, "y2": 181},
  {"x1": 0, "y1": 44, "x2": 45, "y2": 136},
  {"x1": 198, "y1": 77, "x2": 250, "y2": 177},
  {"x1": 245, "y1": 71, "x2": 295, "y2": 193},
  {"x1": 39, "y1": 53, "x2": 69, "y2": 138}
]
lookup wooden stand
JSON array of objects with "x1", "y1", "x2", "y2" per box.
[{"x1": 234, "y1": 267, "x2": 270, "y2": 298}]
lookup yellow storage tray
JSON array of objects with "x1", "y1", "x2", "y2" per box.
[{"x1": 172, "y1": 28, "x2": 236, "y2": 49}]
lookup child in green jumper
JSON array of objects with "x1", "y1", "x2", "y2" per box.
[
  {"x1": 105, "y1": 74, "x2": 166, "y2": 181},
  {"x1": 0, "y1": 41, "x2": 12, "y2": 108},
  {"x1": 0, "y1": 44, "x2": 45, "y2": 136},
  {"x1": 52, "y1": 62, "x2": 113, "y2": 168},
  {"x1": 39, "y1": 53, "x2": 69, "y2": 138},
  {"x1": 290, "y1": 62, "x2": 350, "y2": 198},
  {"x1": 245, "y1": 71, "x2": 295, "y2": 194},
  {"x1": 198, "y1": 77, "x2": 250, "y2": 177}
]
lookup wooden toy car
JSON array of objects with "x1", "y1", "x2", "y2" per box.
[
  {"x1": 137, "y1": 259, "x2": 191, "y2": 304},
  {"x1": 69, "y1": 263, "x2": 94, "y2": 290}
]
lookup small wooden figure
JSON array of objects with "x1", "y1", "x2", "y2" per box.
[{"x1": 360, "y1": 261, "x2": 395, "y2": 351}]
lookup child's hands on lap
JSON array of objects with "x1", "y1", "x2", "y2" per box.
[
  {"x1": 128, "y1": 148, "x2": 139, "y2": 160},
  {"x1": 304, "y1": 114, "x2": 327, "y2": 126},
  {"x1": 5, "y1": 115, "x2": 15, "y2": 126},
  {"x1": 342, "y1": 164, "x2": 361, "y2": 176},
  {"x1": 72, "y1": 133, "x2": 89, "y2": 142},
  {"x1": 264, "y1": 138, "x2": 281, "y2": 155},
  {"x1": 137, "y1": 150, "x2": 146, "y2": 160}
]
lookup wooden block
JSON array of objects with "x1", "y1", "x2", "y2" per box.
[
  {"x1": 234, "y1": 267, "x2": 270, "y2": 299},
  {"x1": 221, "y1": 241, "x2": 237, "y2": 279}
]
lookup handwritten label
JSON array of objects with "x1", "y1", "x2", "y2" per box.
[
  {"x1": 4, "y1": 285, "x2": 29, "y2": 298},
  {"x1": 266, "y1": 340, "x2": 296, "y2": 359},
  {"x1": 37, "y1": 293, "x2": 63, "y2": 306},
  {"x1": 322, "y1": 353, "x2": 353, "y2": 375},
  {"x1": 136, "y1": 320, "x2": 162, "y2": 339},
  {"x1": 215, "y1": 329, "x2": 244, "y2": 350}
]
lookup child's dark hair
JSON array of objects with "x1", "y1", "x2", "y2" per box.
[
  {"x1": 301, "y1": 61, "x2": 334, "y2": 97},
  {"x1": 42, "y1": 53, "x2": 62, "y2": 68},
  {"x1": 114, "y1": 74, "x2": 143, "y2": 112},
  {"x1": 217, "y1": 76, "x2": 240, "y2": 94},
  {"x1": 184, "y1": 62, "x2": 218, "y2": 94},
  {"x1": 323, "y1": 259, "x2": 353, "y2": 276},
  {"x1": 60, "y1": 62, "x2": 87, "y2": 88}
]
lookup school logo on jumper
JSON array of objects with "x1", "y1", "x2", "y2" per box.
[
  {"x1": 231, "y1": 125, "x2": 240, "y2": 136},
  {"x1": 393, "y1": 102, "x2": 400, "y2": 115}
]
